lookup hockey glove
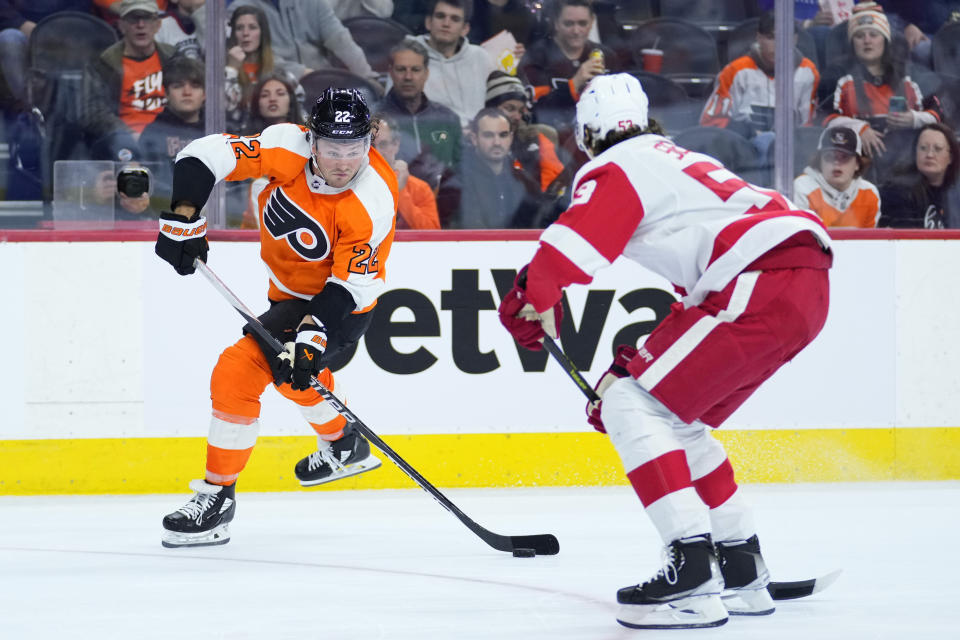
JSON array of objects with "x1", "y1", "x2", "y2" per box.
[
  {"x1": 586, "y1": 344, "x2": 638, "y2": 433},
  {"x1": 155, "y1": 211, "x2": 208, "y2": 275},
  {"x1": 498, "y1": 266, "x2": 562, "y2": 351},
  {"x1": 290, "y1": 317, "x2": 328, "y2": 391}
]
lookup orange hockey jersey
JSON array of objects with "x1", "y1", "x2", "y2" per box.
[{"x1": 178, "y1": 123, "x2": 398, "y2": 313}]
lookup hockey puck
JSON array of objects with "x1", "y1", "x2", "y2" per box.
[{"x1": 512, "y1": 548, "x2": 536, "y2": 558}]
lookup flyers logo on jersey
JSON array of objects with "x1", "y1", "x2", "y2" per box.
[{"x1": 263, "y1": 188, "x2": 331, "y2": 260}]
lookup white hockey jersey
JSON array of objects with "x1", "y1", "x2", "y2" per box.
[{"x1": 524, "y1": 134, "x2": 832, "y2": 311}]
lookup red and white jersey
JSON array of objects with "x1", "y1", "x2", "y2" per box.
[
  {"x1": 524, "y1": 134, "x2": 832, "y2": 311},
  {"x1": 178, "y1": 123, "x2": 398, "y2": 313}
]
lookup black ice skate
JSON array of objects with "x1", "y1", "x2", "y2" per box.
[
  {"x1": 717, "y1": 535, "x2": 776, "y2": 615},
  {"x1": 294, "y1": 424, "x2": 382, "y2": 487},
  {"x1": 615, "y1": 534, "x2": 728, "y2": 629},
  {"x1": 161, "y1": 480, "x2": 236, "y2": 548}
]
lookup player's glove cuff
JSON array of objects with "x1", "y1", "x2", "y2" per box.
[{"x1": 155, "y1": 211, "x2": 208, "y2": 275}]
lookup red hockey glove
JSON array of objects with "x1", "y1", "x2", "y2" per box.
[
  {"x1": 586, "y1": 344, "x2": 638, "y2": 433},
  {"x1": 498, "y1": 267, "x2": 562, "y2": 350}
]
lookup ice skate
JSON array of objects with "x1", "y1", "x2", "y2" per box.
[
  {"x1": 294, "y1": 424, "x2": 381, "y2": 487},
  {"x1": 615, "y1": 534, "x2": 728, "y2": 629},
  {"x1": 717, "y1": 535, "x2": 776, "y2": 615},
  {"x1": 161, "y1": 480, "x2": 236, "y2": 548}
]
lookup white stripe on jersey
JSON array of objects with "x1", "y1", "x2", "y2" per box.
[
  {"x1": 638, "y1": 271, "x2": 759, "y2": 391},
  {"x1": 208, "y1": 415, "x2": 261, "y2": 451},
  {"x1": 540, "y1": 223, "x2": 612, "y2": 278}
]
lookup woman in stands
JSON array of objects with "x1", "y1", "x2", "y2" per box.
[
  {"x1": 236, "y1": 72, "x2": 306, "y2": 227},
  {"x1": 823, "y1": 3, "x2": 940, "y2": 162},
  {"x1": 225, "y1": 6, "x2": 298, "y2": 131},
  {"x1": 878, "y1": 122, "x2": 960, "y2": 229},
  {"x1": 794, "y1": 126, "x2": 880, "y2": 228}
]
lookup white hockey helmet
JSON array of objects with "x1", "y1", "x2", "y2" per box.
[{"x1": 575, "y1": 73, "x2": 649, "y2": 157}]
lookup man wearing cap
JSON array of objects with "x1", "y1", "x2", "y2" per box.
[
  {"x1": 485, "y1": 70, "x2": 564, "y2": 193},
  {"x1": 701, "y1": 11, "x2": 820, "y2": 134},
  {"x1": 794, "y1": 126, "x2": 881, "y2": 228},
  {"x1": 83, "y1": 0, "x2": 178, "y2": 158}
]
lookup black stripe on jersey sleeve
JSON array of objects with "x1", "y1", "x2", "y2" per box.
[
  {"x1": 171, "y1": 157, "x2": 216, "y2": 212},
  {"x1": 308, "y1": 282, "x2": 357, "y2": 337}
]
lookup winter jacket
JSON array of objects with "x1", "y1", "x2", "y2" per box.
[
  {"x1": 376, "y1": 89, "x2": 462, "y2": 189},
  {"x1": 701, "y1": 45, "x2": 820, "y2": 128},
  {"x1": 229, "y1": 0, "x2": 376, "y2": 81},
  {"x1": 411, "y1": 34, "x2": 496, "y2": 127},
  {"x1": 437, "y1": 145, "x2": 543, "y2": 229},
  {"x1": 879, "y1": 172, "x2": 960, "y2": 228}
]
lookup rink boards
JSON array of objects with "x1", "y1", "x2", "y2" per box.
[{"x1": 1, "y1": 233, "x2": 958, "y2": 494}]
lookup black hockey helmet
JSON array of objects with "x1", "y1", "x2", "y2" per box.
[{"x1": 309, "y1": 87, "x2": 371, "y2": 140}]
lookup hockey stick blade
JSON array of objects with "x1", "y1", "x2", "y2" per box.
[
  {"x1": 194, "y1": 260, "x2": 560, "y2": 556},
  {"x1": 767, "y1": 569, "x2": 842, "y2": 600}
]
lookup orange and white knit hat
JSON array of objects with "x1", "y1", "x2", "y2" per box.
[{"x1": 848, "y1": 2, "x2": 891, "y2": 42}]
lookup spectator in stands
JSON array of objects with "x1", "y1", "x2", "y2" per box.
[
  {"x1": 139, "y1": 56, "x2": 205, "y2": 184},
  {"x1": 437, "y1": 107, "x2": 543, "y2": 228},
  {"x1": 520, "y1": 0, "x2": 617, "y2": 152},
  {"x1": 701, "y1": 12, "x2": 820, "y2": 138},
  {"x1": 94, "y1": 0, "x2": 167, "y2": 26},
  {"x1": 485, "y1": 70, "x2": 563, "y2": 192},
  {"x1": 243, "y1": 71, "x2": 304, "y2": 134},
  {"x1": 156, "y1": 0, "x2": 205, "y2": 58},
  {"x1": 84, "y1": 0, "x2": 177, "y2": 159},
  {"x1": 408, "y1": 0, "x2": 496, "y2": 127},
  {"x1": 794, "y1": 125, "x2": 881, "y2": 228},
  {"x1": 0, "y1": 0, "x2": 93, "y2": 108},
  {"x1": 879, "y1": 122, "x2": 960, "y2": 228},
  {"x1": 372, "y1": 113, "x2": 440, "y2": 229},
  {"x1": 228, "y1": 0, "x2": 380, "y2": 86},
  {"x1": 225, "y1": 6, "x2": 300, "y2": 132},
  {"x1": 377, "y1": 39, "x2": 462, "y2": 190},
  {"x1": 328, "y1": 0, "x2": 393, "y2": 21},
  {"x1": 823, "y1": 3, "x2": 940, "y2": 160}
]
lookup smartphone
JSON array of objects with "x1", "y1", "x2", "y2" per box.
[{"x1": 889, "y1": 96, "x2": 907, "y2": 113}]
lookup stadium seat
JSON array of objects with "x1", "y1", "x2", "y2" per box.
[
  {"x1": 658, "y1": 0, "x2": 758, "y2": 30},
  {"x1": 299, "y1": 69, "x2": 383, "y2": 110},
  {"x1": 674, "y1": 125, "x2": 769, "y2": 186},
  {"x1": 628, "y1": 71, "x2": 700, "y2": 134},
  {"x1": 628, "y1": 18, "x2": 721, "y2": 99},
  {"x1": 342, "y1": 16, "x2": 412, "y2": 74}
]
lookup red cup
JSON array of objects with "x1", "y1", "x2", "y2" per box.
[{"x1": 642, "y1": 48, "x2": 664, "y2": 73}]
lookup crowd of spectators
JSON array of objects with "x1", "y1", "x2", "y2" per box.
[{"x1": 1, "y1": 0, "x2": 960, "y2": 230}]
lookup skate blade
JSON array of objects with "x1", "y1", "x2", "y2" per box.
[
  {"x1": 161, "y1": 524, "x2": 231, "y2": 548},
  {"x1": 722, "y1": 587, "x2": 776, "y2": 616},
  {"x1": 617, "y1": 594, "x2": 728, "y2": 629},
  {"x1": 299, "y1": 454, "x2": 383, "y2": 487}
]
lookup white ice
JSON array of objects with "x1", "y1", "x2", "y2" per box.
[{"x1": 1, "y1": 482, "x2": 958, "y2": 639}]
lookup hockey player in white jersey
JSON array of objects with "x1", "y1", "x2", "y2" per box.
[{"x1": 498, "y1": 73, "x2": 833, "y2": 629}]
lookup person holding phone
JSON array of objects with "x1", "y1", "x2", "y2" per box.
[{"x1": 823, "y1": 3, "x2": 940, "y2": 161}]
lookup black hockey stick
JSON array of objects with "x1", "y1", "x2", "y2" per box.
[
  {"x1": 195, "y1": 260, "x2": 559, "y2": 556},
  {"x1": 541, "y1": 335, "x2": 840, "y2": 599}
]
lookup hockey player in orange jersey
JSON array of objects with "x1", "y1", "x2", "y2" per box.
[{"x1": 154, "y1": 87, "x2": 398, "y2": 548}]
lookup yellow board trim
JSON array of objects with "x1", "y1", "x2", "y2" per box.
[{"x1": 1, "y1": 428, "x2": 958, "y2": 495}]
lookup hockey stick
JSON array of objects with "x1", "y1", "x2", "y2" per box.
[
  {"x1": 541, "y1": 335, "x2": 839, "y2": 599},
  {"x1": 194, "y1": 259, "x2": 559, "y2": 556}
]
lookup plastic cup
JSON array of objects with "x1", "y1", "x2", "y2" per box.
[{"x1": 642, "y1": 48, "x2": 664, "y2": 73}]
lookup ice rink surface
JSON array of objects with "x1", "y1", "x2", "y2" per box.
[{"x1": 1, "y1": 482, "x2": 957, "y2": 639}]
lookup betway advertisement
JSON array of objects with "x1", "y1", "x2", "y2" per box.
[{"x1": 141, "y1": 239, "x2": 897, "y2": 437}]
